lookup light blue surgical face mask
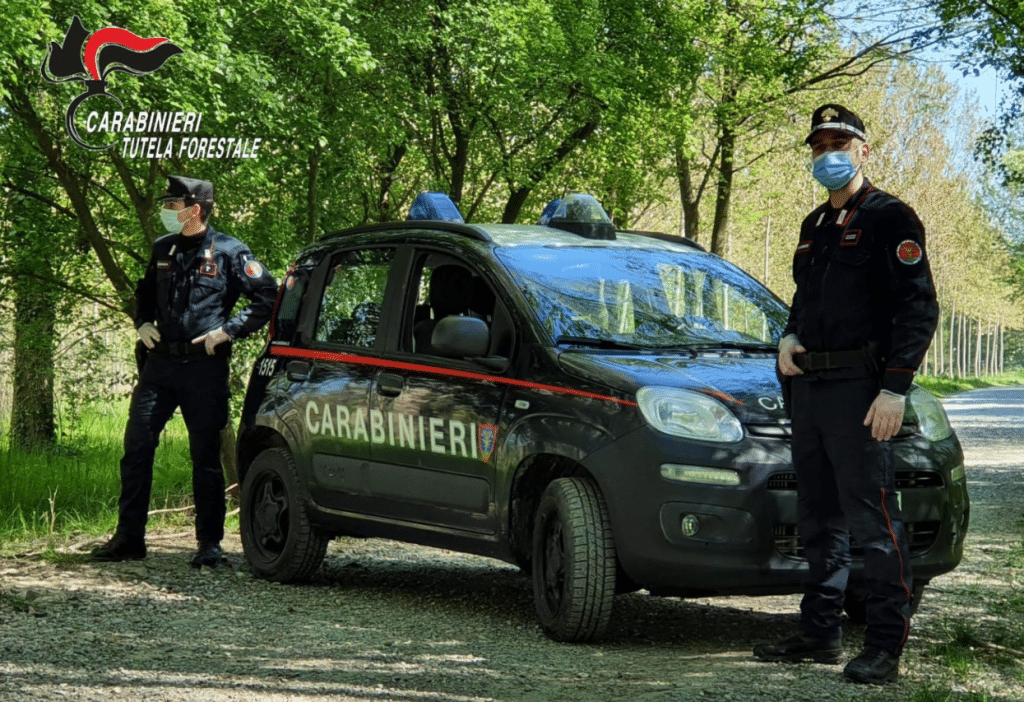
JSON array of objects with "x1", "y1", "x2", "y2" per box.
[
  {"x1": 810, "y1": 150, "x2": 859, "y2": 191},
  {"x1": 160, "y1": 207, "x2": 185, "y2": 233}
]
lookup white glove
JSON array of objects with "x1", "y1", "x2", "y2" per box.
[
  {"x1": 137, "y1": 322, "x2": 161, "y2": 349},
  {"x1": 777, "y1": 334, "x2": 806, "y2": 376},
  {"x1": 192, "y1": 327, "x2": 230, "y2": 355}
]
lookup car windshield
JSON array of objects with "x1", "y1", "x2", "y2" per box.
[{"x1": 496, "y1": 245, "x2": 788, "y2": 349}]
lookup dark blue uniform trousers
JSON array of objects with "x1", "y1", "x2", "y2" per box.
[
  {"x1": 791, "y1": 373, "x2": 913, "y2": 656},
  {"x1": 117, "y1": 353, "x2": 230, "y2": 544}
]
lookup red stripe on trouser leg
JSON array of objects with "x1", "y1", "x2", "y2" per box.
[{"x1": 880, "y1": 487, "x2": 912, "y2": 649}]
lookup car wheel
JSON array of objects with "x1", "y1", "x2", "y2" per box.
[
  {"x1": 532, "y1": 477, "x2": 616, "y2": 642},
  {"x1": 240, "y1": 448, "x2": 329, "y2": 582},
  {"x1": 843, "y1": 580, "x2": 926, "y2": 624}
]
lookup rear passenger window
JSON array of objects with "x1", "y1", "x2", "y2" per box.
[{"x1": 315, "y1": 248, "x2": 395, "y2": 348}]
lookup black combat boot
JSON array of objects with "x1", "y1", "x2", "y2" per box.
[
  {"x1": 753, "y1": 632, "x2": 844, "y2": 664},
  {"x1": 191, "y1": 542, "x2": 227, "y2": 568},
  {"x1": 843, "y1": 646, "x2": 900, "y2": 684},
  {"x1": 91, "y1": 534, "x2": 147, "y2": 562}
]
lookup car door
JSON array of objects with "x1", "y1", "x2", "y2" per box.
[
  {"x1": 284, "y1": 245, "x2": 398, "y2": 514},
  {"x1": 366, "y1": 247, "x2": 511, "y2": 535}
]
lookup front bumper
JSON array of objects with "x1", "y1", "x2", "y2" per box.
[{"x1": 584, "y1": 426, "x2": 969, "y2": 597}]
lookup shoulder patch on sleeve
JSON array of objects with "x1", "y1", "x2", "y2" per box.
[
  {"x1": 896, "y1": 239, "x2": 923, "y2": 265},
  {"x1": 244, "y1": 260, "x2": 264, "y2": 278}
]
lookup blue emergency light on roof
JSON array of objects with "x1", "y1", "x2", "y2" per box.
[
  {"x1": 538, "y1": 198, "x2": 562, "y2": 226},
  {"x1": 544, "y1": 193, "x2": 615, "y2": 240},
  {"x1": 407, "y1": 192, "x2": 464, "y2": 223}
]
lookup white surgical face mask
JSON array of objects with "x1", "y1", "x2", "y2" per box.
[
  {"x1": 160, "y1": 207, "x2": 186, "y2": 234},
  {"x1": 810, "y1": 150, "x2": 859, "y2": 191}
]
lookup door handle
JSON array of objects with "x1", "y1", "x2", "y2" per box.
[
  {"x1": 377, "y1": 373, "x2": 405, "y2": 397},
  {"x1": 286, "y1": 360, "x2": 312, "y2": 382}
]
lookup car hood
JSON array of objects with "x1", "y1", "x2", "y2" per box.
[{"x1": 558, "y1": 351, "x2": 787, "y2": 423}]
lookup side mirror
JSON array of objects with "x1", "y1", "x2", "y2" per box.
[{"x1": 431, "y1": 316, "x2": 490, "y2": 359}]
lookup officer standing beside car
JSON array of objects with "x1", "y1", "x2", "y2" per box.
[
  {"x1": 752, "y1": 105, "x2": 939, "y2": 684},
  {"x1": 92, "y1": 176, "x2": 277, "y2": 568}
]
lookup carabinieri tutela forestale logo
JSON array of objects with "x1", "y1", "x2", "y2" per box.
[{"x1": 41, "y1": 16, "x2": 262, "y2": 158}]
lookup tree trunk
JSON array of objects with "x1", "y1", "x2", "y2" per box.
[
  {"x1": 954, "y1": 313, "x2": 962, "y2": 378},
  {"x1": 975, "y1": 316, "x2": 982, "y2": 377},
  {"x1": 675, "y1": 148, "x2": 700, "y2": 242},
  {"x1": 220, "y1": 424, "x2": 239, "y2": 499},
  {"x1": 501, "y1": 119, "x2": 600, "y2": 224},
  {"x1": 11, "y1": 269, "x2": 56, "y2": 450},
  {"x1": 709, "y1": 123, "x2": 736, "y2": 257},
  {"x1": 947, "y1": 302, "x2": 955, "y2": 377}
]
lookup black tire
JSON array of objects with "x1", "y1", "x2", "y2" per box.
[
  {"x1": 843, "y1": 580, "x2": 926, "y2": 624},
  {"x1": 240, "y1": 448, "x2": 329, "y2": 582},
  {"x1": 532, "y1": 477, "x2": 616, "y2": 642}
]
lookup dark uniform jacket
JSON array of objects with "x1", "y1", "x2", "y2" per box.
[
  {"x1": 783, "y1": 179, "x2": 938, "y2": 396},
  {"x1": 134, "y1": 225, "x2": 278, "y2": 345}
]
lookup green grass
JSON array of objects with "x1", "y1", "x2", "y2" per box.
[
  {"x1": 0, "y1": 398, "x2": 196, "y2": 553},
  {"x1": 910, "y1": 687, "x2": 991, "y2": 702},
  {"x1": 914, "y1": 371, "x2": 1024, "y2": 398}
]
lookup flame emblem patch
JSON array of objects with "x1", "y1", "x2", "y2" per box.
[
  {"x1": 41, "y1": 16, "x2": 183, "y2": 150},
  {"x1": 897, "y1": 239, "x2": 923, "y2": 265}
]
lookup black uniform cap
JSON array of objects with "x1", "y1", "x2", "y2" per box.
[
  {"x1": 805, "y1": 104, "x2": 867, "y2": 144},
  {"x1": 157, "y1": 175, "x2": 214, "y2": 204}
]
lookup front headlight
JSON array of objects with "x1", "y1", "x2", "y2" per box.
[
  {"x1": 636, "y1": 387, "x2": 744, "y2": 443},
  {"x1": 906, "y1": 386, "x2": 954, "y2": 442}
]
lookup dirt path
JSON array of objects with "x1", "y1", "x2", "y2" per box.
[{"x1": 2, "y1": 387, "x2": 1022, "y2": 702}]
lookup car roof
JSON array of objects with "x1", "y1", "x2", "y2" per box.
[{"x1": 319, "y1": 221, "x2": 707, "y2": 254}]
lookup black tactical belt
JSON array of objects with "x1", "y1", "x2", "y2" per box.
[
  {"x1": 150, "y1": 341, "x2": 212, "y2": 356},
  {"x1": 794, "y1": 349, "x2": 867, "y2": 372}
]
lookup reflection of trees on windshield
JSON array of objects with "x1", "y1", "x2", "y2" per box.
[{"x1": 500, "y1": 247, "x2": 787, "y2": 347}]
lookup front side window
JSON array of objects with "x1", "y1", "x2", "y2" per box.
[
  {"x1": 496, "y1": 246, "x2": 787, "y2": 348},
  {"x1": 315, "y1": 248, "x2": 395, "y2": 348}
]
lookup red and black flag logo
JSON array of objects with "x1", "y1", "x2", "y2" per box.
[{"x1": 41, "y1": 16, "x2": 183, "y2": 150}]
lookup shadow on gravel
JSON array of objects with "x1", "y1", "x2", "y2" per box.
[{"x1": 314, "y1": 548, "x2": 806, "y2": 649}]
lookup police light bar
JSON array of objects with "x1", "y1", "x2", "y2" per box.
[
  {"x1": 538, "y1": 198, "x2": 562, "y2": 226},
  {"x1": 545, "y1": 193, "x2": 615, "y2": 240},
  {"x1": 407, "y1": 192, "x2": 464, "y2": 223}
]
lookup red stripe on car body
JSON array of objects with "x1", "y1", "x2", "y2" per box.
[{"x1": 268, "y1": 346, "x2": 638, "y2": 407}]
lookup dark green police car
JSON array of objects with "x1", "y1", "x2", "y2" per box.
[{"x1": 236, "y1": 193, "x2": 969, "y2": 642}]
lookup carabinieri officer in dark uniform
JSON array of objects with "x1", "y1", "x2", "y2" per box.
[
  {"x1": 753, "y1": 105, "x2": 939, "y2": 684},
  {"x1": 93, "y1": 176, "x2": 277, "y2": 568}
]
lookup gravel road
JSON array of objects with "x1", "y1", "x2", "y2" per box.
[{"x1": 2, "y1": 387, "x2": 1022, "y2": 702}]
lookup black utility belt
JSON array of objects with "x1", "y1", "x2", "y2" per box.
[
  {"x1": 794, "y1": 349, "x2": 869, "y2": 372},
  {"x1": 150, "y1": 341, "x2": 231, "y2": 357}
]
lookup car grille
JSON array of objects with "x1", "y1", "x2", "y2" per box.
[
  {"x1": 773, "y1": 521, "x2": 941, "y2": 559},
  {"x1": 765, "y1": 471, "x2": 944, "y2": 490}
]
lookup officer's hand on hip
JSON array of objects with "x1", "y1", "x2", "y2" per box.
[
  {"x1": 137, "y1": 322, "x2": 161, "y2": 349},
  {"x1": 192, "y1": 327, "x2": 230, "y2": 355},
  {"x1": 777, "y1": 334, "x2": 806, "y2": 376},
  {"x1": 864, "y1": 391, "x2": 906, "y2": 441}
]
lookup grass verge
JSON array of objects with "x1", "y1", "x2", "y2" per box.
[
  {"x1": 914, "y1": 371, "x2": 1024, "y2": 398},
  {"x1": 0, "y1": 398, "x2": 197, "y2": 554}
]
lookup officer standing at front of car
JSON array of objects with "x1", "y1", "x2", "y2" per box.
[
  {"x1": 92, "y1": 176, "x2": 277, "y2": 568},
  {"x1": 752, "y1": 105, "x2": 939, "y2": 684}
]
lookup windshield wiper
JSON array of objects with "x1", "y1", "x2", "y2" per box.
[
  {"x1": 555, "y1": 336, "x2": 646, "y2": 350},
  {"x1": 691, "y1": 342, "x2": 778, "y2": 353}
]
